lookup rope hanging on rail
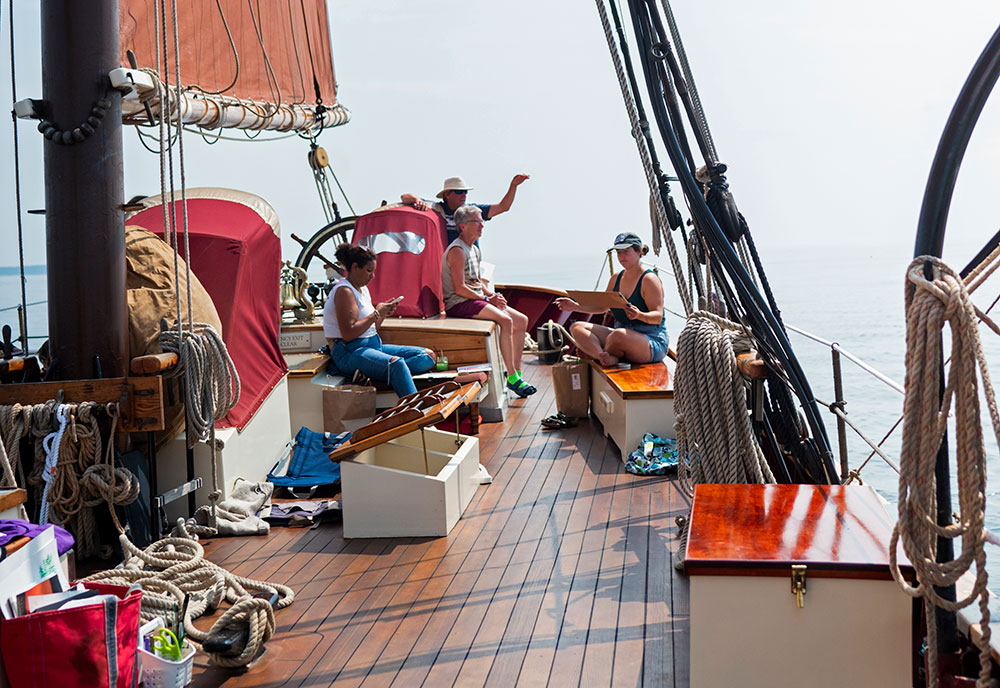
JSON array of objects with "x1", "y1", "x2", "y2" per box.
[
  {"x1": 0, "y1": 401, "x2": 140, "y2": 559},
  {"x1": 890, "y1": 257, "x2": 997, "y2": 688}
]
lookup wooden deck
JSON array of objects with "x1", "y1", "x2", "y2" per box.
[{"x1": 191, "y1": 363, "x2": 691, "y2": 687}]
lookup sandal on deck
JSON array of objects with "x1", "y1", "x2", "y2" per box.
[
  {"x1": 541, "y1": 412, "x2": 578, "y2": 429},
  {"x1": 507, "y1": 378, "x2": 537, "y2": 398}
]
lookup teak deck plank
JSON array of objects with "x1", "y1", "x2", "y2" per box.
[{"x1": 190, "y1": 363, "x2": 689, "y2": 687}]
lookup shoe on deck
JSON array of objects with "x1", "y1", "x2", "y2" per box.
[{"x1": 506, "y1": 378, "x2": 537, "y2": 398}]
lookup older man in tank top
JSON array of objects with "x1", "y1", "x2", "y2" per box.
[{"x1": 441, "y1": 205, "x2": 536, "y2": 398}]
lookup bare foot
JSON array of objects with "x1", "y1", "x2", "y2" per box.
[{"x1": 597, "y1": 351, "x2": 619, "y2": 367}]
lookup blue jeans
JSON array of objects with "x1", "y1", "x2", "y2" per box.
[{"x1": 329, "y1": 334, "x2": 435, "y2": 397}]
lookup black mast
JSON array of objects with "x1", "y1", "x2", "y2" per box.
[{"x1": 41, "y1": 0, "x2": 126, "y2": 380}]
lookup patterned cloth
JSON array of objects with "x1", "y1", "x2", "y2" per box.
[{"x1": 625, "y1": 433, "x2": 678, "y2": 476}]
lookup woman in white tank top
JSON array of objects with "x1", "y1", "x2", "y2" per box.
[{"x1": 323, "y1": 244, "x2": 434, "y2": 397}]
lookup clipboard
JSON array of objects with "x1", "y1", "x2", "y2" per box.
[{"x1": 565, "y1": 290, "x2": 629, "y2": 310}]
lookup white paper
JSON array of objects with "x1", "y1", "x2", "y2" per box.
[
  {"x1": 0, "y1": 527, "x2": 69, "y2": 619},
  {"x1": 571, "y1": 373, "x2": 582, "y2": 391}
]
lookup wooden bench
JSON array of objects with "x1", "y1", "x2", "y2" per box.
[{"x1": 590, "y1": 359, "x2": 675, "y2": 461}]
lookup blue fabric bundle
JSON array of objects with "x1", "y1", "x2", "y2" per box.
[
  {"x1": 268, "y1": 427, "x2": 350, "y2": 487},
  {"x1": 625, "y1": 432, "x2": 678, "y2": 476}
]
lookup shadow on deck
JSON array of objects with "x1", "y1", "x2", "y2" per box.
[{"x1": 191, "y1": 362, "x2": 691, "y2": 688}]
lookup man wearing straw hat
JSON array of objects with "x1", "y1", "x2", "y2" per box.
[{"x1": 400, "y1": 173, "x2": 530, "y2": 244}]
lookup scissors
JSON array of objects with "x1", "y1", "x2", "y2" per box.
[{"x1": 152, "y1": 628, "x2": 183, "y2": 661}]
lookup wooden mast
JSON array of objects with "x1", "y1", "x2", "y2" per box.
[{"x1": 41, "y1": 0, "x2": 126, "y2": 380}]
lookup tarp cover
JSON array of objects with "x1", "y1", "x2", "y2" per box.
[
  {"x1": 128, "y1": 188, "x2": 286, "y2": 430},
  {"x1": 352, "y1": 207, "x2": 446, "y2": 318},
  {"x1": 119, "y1": 0, "x2": 337, "y2": 106}
]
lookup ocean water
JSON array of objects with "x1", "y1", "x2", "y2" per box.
[
  {"x1": 5, "y1": 246, "x2": 1000, "y2": 615},
  {"x1": 0, "y1": 267, "x2": 47, "y2": 350}
]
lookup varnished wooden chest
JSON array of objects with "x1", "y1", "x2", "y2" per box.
[{"x1": 686, "y1": 483, "x2": 915, "y2": 687}]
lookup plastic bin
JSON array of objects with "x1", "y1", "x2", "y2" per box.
[{"x1": 139, "y1": 640, "x2": 195, "y2": 687}]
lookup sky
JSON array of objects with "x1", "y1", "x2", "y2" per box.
[{"x1": 2, "y1": 0, "x2": 1000, "y2": 276}]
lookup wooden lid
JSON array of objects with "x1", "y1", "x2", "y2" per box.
[
  {"x1": 328, "y1": 380, "x2": 481, "y2": 461},
  {"x1": 589, "y1": 360, "x2": 673, "y2": 399},
  {"x1": 685, "y1": 484, "x2": 912, "y2": 579}
]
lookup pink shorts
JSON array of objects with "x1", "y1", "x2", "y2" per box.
[{"x1": 446, "y1": 299, "x2": 488, "y2": 318}]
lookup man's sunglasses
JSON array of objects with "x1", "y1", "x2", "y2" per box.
[{"x1": 450, "y1": 189, "x2": 468, "y2": 196}]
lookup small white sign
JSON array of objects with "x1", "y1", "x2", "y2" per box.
[
  {"x1": 280, "y1": 331, "x2": 312, "y2": 352},
  {"x1": 571, "y1": 373, "x2": 581, "y2": 390}
]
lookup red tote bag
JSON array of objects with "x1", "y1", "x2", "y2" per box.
[{"x1": 0, "y1": 583, "x2": 142, "y2": 688}]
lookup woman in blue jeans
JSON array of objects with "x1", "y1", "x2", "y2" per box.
[{"x1": 324, "y1": 244, "x2": 435, "y2": 396}]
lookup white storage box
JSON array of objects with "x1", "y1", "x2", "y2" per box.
[
  {"x1": 590, "y1": 360, "x2": 675, "y2": 460},
  {"x1": 331, "y1": 380, "x2": 485, "y2": 538},
  {"x1": 340, "y1": 428, "x2": 479, "y2": 538},
  {"x1": 686, "y1": 483, "x2": 915, "y2": 688}
]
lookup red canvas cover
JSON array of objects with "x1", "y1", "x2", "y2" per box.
[
  {"x1": 352, "y1": 207, "x2": 446, "y2": 318},
  {"x1": 129, "y1": 190, "x2": 286, "y2": 430}
]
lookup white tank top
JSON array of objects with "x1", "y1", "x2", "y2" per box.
[{"x1": 323, "y1": 278, "x2": 377, "y2": 340}]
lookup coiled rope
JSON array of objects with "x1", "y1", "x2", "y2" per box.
[
  {"x1": 0, "y1": 403, "x2": 30, "y2": 490},
  {"x1": 83, "y1": 523, "x2": 293, "y2": 668},
  {"x1": 890, "y1": 257, "x2": 997, "y2": 688},
  {"x1": 674, "y1": 311, "x2": 775, "y2": 496},
  {"x1": 159, "y1": 322, "x2": 240, "y2": 446},
  {"x1": 672, "y1": 311, "x2": 775, "y2": 569}
]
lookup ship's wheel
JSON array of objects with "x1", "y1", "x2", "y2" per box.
[{"x1": 292, "y1": 215, "x2": 357, "y2": 285}]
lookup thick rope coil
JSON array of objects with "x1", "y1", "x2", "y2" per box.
[
  {"x1": 890, "y1": 257, "x2": 997, "y2": 688},
  {"x1": 674, "y1": 311, "x2": 773, "y2": 496},
  {"x1": 83, "y1": 527, "x2": 294, "y2": 668},
  {"x1": 673, "y1": 312, "x2": 774, "y2": 571},
  {"x1": 0, "y1": 404, "x2": 32, "y2": 490},
  {"x1": 159, "y1": 322, "x2": 240, "y2": 447}
]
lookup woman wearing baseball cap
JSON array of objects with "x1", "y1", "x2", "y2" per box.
[{"x1": 555, "y1": 232, "x2": 669, "y2": 366}]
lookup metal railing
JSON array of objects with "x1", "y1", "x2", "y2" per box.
[{"x1": 785, "y1": 323, "x2": 904, "y2": 482}]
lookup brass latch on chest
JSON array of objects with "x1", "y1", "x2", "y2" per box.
[{"x1": 791, "y1": 565, "x2": 807, "y2": 608}]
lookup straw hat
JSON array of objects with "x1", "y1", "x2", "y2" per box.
[{"x1": 436, "y1": 176, "x2": 473, "y2": 199}]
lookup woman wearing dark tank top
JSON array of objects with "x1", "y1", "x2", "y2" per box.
[{"x1": 555, "y1": 232, "x2": 669, "y2": 366}]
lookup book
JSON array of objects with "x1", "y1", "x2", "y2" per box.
[
  {"x1": 456, "y1": 363, "x2": 492, "y2": 374},
  {"x1": 12, "y1": 572, "x2": 65, "y2": 616}
]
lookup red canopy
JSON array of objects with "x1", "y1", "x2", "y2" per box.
[
  {"x1": 352, "y1": 207, "x2": 446, "y2": 318},
  {"x1": 128, "y1": 188, "x2": 286, "y2": 430}
]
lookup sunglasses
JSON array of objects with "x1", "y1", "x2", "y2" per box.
[{"x1": 450, "y1": 189, "x2": 468, "y2": 196}]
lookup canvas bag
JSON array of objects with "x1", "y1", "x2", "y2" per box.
[
  {"x1": 552, "y1": 360, "x2": 589, "y2": 418},
  {"x1": 0, "y1": 583, "x2": 142, "y2": 688},
  {"x1": 323, "y1": 385, "x2": 376, "y2": 433}
]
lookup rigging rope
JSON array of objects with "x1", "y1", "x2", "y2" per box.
[
  {"x1": 7, "y1": 0, "x2": 28, "y2": 354},
  {"x1": 595, "y1": 0, "x2": 692, "y2": 314},
  {"x1": 890, "y1": 257, "x2": 996, "y2": 688}
]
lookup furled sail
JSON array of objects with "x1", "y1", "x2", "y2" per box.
[{"x1": 114, "y1": 0, "x2": 349, "y2": 133}]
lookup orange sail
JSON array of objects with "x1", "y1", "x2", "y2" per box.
[{"x1": 119, "y1": 0, "x2": 337, "y2": 108}]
